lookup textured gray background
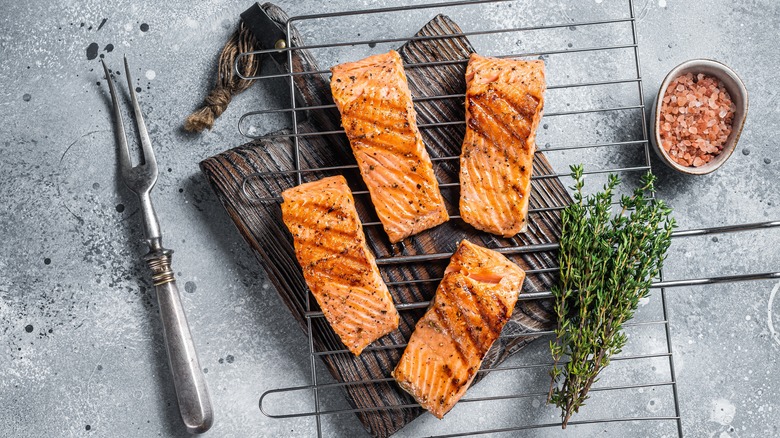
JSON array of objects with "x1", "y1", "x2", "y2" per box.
[{"x1": 1, "y1": 0, "x2": 778, "y2": 437}]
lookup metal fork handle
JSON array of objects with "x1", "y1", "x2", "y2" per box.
[
  {"x1": 139, "y1": 192, "x2": 162, "y2": 242},
  {"x1": 146, "y1": 247, "x2": 214, "y2": 434}
]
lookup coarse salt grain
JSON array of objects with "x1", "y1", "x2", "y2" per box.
[{"x1": 658, "y1": 73, "x2": 735, "y2": 167}]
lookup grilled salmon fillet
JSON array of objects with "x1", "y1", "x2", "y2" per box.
[
  {"x1": 330, "y1": 50, "x2": 449, "y2": 243},
  {"x1": 392, "y1": 240, "x2": 525, "y2": 418},
  {"x1": 281, "y1": 176, "x2": 399, "y2": 355},
  {"x1": 459, "y1": 54, "x2": 546, "y2": 237}
]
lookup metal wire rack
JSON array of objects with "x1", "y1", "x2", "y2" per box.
[{"x1": 232, "y1": 0, "x2": 780, "y2": 436}]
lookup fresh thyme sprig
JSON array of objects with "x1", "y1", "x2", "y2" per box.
[{"x1": 547, "y1": 164, "x2": 676, "y2": 428}]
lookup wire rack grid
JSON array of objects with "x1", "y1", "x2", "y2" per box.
[{"x1": 232, "y1": 1, "x2": 780, "y2": 436}]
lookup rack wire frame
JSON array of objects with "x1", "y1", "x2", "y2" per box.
[{"x1": 235, "y1": 1, "x2": 780, "y2": 436}]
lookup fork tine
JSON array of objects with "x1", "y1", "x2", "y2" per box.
[
  {"x1": 124, "y1": 56, "x2": 157, "y2": 171},
  {"x1": 101, "y1": 60, "x2": 133, "y2": 174}
]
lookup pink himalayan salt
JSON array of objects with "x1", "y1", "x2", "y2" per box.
[{"x1": 658, "y1": 72, "x2": 735, "y2": 167}]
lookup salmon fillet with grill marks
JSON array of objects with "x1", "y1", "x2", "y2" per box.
[
  {"x1": 330, "y1": 50, "x2": 449, "y2": 243},
  {"x1": 392, "y1": 240, "x2": 525, "y2": 418},
  {"x1": 281, "y1": 176, "x2": 399, "y2": 355},
  {"x1": 460, "y1": 54, "x2": 546, "y2": 237}
]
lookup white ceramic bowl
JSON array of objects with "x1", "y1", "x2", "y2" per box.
[{"x1": 650, "y1": 59, "x2": 748, "y2": 175}]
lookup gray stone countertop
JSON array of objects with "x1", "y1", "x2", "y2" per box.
[{"x1": 1, "y1": 0, "x2": 778, "y2": 437}]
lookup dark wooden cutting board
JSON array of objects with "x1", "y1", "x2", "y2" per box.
[{"x1": 200, "y1": 4, "x2": 571, "y2": 437}]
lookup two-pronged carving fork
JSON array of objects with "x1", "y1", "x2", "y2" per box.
[{"x1": 101, "y1": 57, "x2": 213, "y2": 434}]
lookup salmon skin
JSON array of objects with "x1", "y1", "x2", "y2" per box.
[
  {"x1": 392, "y1": 240, "x2": 525, "y2": 418},
  {"x1": 459, "y1": 54, "x2": 546, "y2": 237},
  {"x1": 281, "y1": 176, "x2": 399, "y2": 355},
  {"x1": 330, "y1": 50, "x2": 449, "y2": 243}
]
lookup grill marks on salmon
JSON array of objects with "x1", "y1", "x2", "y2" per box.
[
  {"x1": 280, "y1": 176, "x2": 399, "y2": 355},
  {"x1": 459, "y1": 54, "x2": 546, "y2": 237},
  {"x1": 330, "y1": 50, "x2": 449, "y2": 243},
  {"x1": 392, "y1": 240, "x2": 525, "y2": 418}
]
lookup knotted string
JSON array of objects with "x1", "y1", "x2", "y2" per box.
[{"x1": 184, "y1": 20, "x2": 262, "y2": 132}]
